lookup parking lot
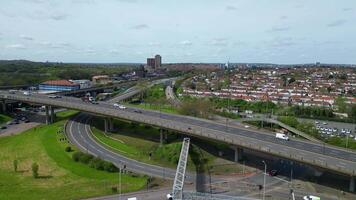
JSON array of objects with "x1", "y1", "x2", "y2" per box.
[{"x1": 298, "y1": 118, "x2": 356, "y2": 140}]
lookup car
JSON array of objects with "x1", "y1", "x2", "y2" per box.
[
  {"x1": 188, "y1": 127, "x2": 192, "y2": 130},
  {"x1": 113, "y1": 103, "x2": 119, "y2": 107},
  {"x1": 322, "y1": 122, "x2": 327, "y2": 125},
  {"x1": 23, "y1": 91, "x2": 31, "y2": 96},
  {"x1": 315, "y1": 121, "x2": 319, "y2": 124},
  {"x1": 48, "y1": 95, "x2": 61, "y2": 98},
  {"x1": 91, "y1": 101, "x2": 99, "y2": 104},
  {"x1": 24, "y1": 119, "x2": 30, "y2": 123},
  {"x1": 268, "y1": 169, "x2": 278, "y2": 176},
  {"x1": 134, "y1": 110, "x2": 142, "y2": 113},
  {"x1": 1, "y1": 126, "x2": 7, "y2": 129},
  {"x1": 118, "y1": 105, "x2": 126, "y2": 109},
  {"x1": 303, "y1": 195, "x2": 320, "y2": 200}
]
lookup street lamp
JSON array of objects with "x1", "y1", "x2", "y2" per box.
[
  {"x1": 262, "y1": 160, "x2": 267, "y2": 200},
  {"x1": 119, "y1": 165, "x2": 122, "y2": 200}
]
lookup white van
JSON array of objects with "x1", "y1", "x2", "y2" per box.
[
  {"x1": 303, "y1": 195, "x2": 320, "y2": 200},
  {"x1": 276, "y1": 133, "x2": 289, "y2": 141}
]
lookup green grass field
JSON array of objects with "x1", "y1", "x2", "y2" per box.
[
  {"x1": 0, "y1": 114, "x2": 11, "y2": 124},
  {"x1": 0, "y1": 113, "x2": 147, "y2": 200}
]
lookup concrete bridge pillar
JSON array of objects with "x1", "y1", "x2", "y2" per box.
[
  {"x1": 50, "y1": 106, "x2": 55, "y2": 123},
  {"x1": 1, "y1": 100, "x2": 6, "y2": 113},
  {"x1": 350, "y1": 176, "x2": 355, "y2": 192},
  {"x1": 104, "y1": 118, "x2": 109, "y2": 133},
  {"x1": 45, "y1": 106, "x2": 50, "y2": 125},
  {"x1": 109, "y1": 118, "x2": 114, "y2": 132},
  {"x1": 234, "y1": 147, "x2": 243, "y2": 162}
]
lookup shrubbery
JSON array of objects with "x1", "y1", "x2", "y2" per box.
[
  {"x1": 72, "y1": 152, "x2": 118, "y2": 172},
  {"x1": 65, "y1": 146, "x2": 72, "y2": 152}
]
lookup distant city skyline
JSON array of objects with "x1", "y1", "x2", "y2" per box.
[{"x1": 0, "y1": 0, "x2": 356, "y2": 64}]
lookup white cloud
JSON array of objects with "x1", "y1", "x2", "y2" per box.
[
  {"x1": 20, "y1": 34, "x2": 34, "y2": 40},
  {"x1": 209, "y1": 38, "x2": 229, "y2": 46},
  {"x1": 131, "y1": 24, "x2": 149, "y2": 30},
  {"x1": 180, "y1": 40, "x2": 192, "y2": 46},
  {"x1": 5, "y1": 44, "x2": 26, "y2": 49}
]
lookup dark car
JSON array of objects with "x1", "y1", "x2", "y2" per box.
[
  {"x1": 24, "y1": 120, "x2": 30, "y2": 123},
  {"x1": 1, "y1": 126, "x2": 7, "y2": 129},
  {"x1": 91, "y1": 101, "x2": 99, "y2": 104},
  {"x1": 269, "y1": 169, "x2": 278, "y2": 176},
  {"x1": 134, "y1": 110, "x2": 142, "y2": 113}
]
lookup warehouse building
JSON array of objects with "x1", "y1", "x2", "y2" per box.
[{"x1": 39, "y1": 80, "x2": 80, "y2": 91}]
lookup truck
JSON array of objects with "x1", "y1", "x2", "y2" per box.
[{"x1": 275, "y1": 132, "x2": 289, "y2": 141}]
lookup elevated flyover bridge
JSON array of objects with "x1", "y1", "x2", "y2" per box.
[{"x1": 1, "y1": 91, "x2": 356, "y2": 192}]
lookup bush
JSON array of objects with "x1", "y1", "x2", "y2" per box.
[
  {"x1": 79, "y1": 154, "x2": 94, "y2": 164},
  {"x1": 103, "y1": 161, "x2": 118, "y2": 172},
  {"x1": 31, "y1": 162, "x2": 39, "y2": 178},
  {"x1": 89, "y1": 158, "x2": 104, "y2": 170},
  {"x1": 65, "y1": 146, "x2": 72, "y2": 152},
  {"x1": 72, "y1": 152, "x2": 84, "y2": 162}
]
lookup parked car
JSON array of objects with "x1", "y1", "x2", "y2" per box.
[
  {"x1": 322, "y1": 122, "x2": 327, "y2": 125},
  {"x1": 134, "y1": 110, "x2": 142, "y2": 113},
  {"x1": 1, "y1": 126, "x2": 7, "y2": 129}
]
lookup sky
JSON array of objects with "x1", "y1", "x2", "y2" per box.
[{"x1": 0, "y1": 0, "x2": 355, "y2": 64}]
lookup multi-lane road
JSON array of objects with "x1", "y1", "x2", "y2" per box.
[{"x1": 1, "y1": 91, "x2": 356, "y2": 178}]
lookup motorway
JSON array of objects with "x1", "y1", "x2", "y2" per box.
[{"x1": 1, "y1": 91, "x2": 356, "y2": 177}]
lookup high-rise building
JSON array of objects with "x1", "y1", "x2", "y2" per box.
[
  {"x1": 147, "y1": 58, "x2": 155, "y2": 67},
  {"x1": 154, "y1": 54, "x2": 161, "y2": 68}
]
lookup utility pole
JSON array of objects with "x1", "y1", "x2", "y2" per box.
[
  {"x1": 262, "y1": 160, "x2": 267, "y2": 200},
  {"x1": 119, "y1": 166, "x2": 122, "y2": 200}
]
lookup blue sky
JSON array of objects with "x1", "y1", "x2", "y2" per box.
[{"x1": 0, "y1": 0, "x2": 355, "y2": 64}]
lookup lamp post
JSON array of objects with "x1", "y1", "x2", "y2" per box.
[
  {"x1": 262, "y1": 160, "x2": 267, "y2": 200},
  {"x1": 119, "y1": 166, "x2": 122, "y2": 200}
]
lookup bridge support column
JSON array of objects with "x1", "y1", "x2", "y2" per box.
[
  {"x1": 160, "y1": 129, "x2": 164, "y2": 145},
  {"x1": 234, "y1": 147, "x2": 243, "y2": 162},
  {"x1": 350, "y1": 176, "x2": 355, "y2": 192},
  {"x1": 1, "y1": 101, "x2": 6, "y2": 113},
  {"x1": 45, "y1": 106, "x2": 50, "y2": 125},
  {"x1": 109, "y1": 118, "x2": 114, "y2": 132},
  {"x1": 50, "y1": 106, "x2": 55, "y2": 123},
  {"x1": 104, "y1": 118, "x2": 109, "y2": 133}
]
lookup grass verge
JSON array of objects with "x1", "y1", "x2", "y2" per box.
[
  {"x1": 0, "y1": 113, "x2": 146, "y2": 200},
  {"x1": 0, "y1": 114, "x2": 11, "y2": 124}
]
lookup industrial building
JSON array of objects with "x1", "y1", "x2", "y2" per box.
[
  {"x1": 70, "y1": 79, "x2": 91, "y2": 89},
  {"x1": 39, "y1": 80, "x2": 80, "y2": 92},
  {"x1": 92, "y1": 75, "x2": 112, "y2": 85}
]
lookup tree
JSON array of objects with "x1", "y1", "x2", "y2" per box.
[
  {"x1": 31, "y1": 162, "x2": 39, "y2": 178},
  {"x1": 13, "y1": 160, "x2": 18, "y2": 172}
]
